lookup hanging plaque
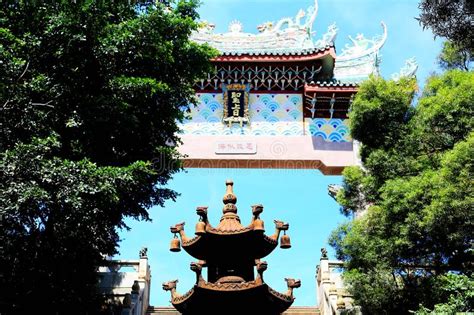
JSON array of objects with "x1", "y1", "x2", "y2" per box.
[{"x1": 222, "y1": 83, "x2": 250, "y2": 127}]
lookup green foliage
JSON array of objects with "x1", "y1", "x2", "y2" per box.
[
  {"x1": 413, "y1": 71, "x2": 474, "y2": 155},
  {"x1": 330, "y1": 70, "x2": 474, "y2": 314},
  {"x1": 1, "y1": 136, "x2": 168, "y2": 312},
  {"x1": 349, "y1": 76, "x2": 416, "y2": 160},
  {"x1": 415, "y1": 274, "x2": 474, "y2": 315},
  {"x1": 336, "y1": 166, "x2": 377, "y2": 216},
  {"x1": 439, "y1": 41, "x2": 473, "y2": 71},
  {"x1": 418, "y1": 0, "x2": 473, "y2": 50},
  {"x1": 0, "y1": 1, "x2": 216, "y2": 313},
  {"x1": 1, "y1": 0, "x2": 215, "y2": 164},
  {"x1": 342, "y1": 266, "x2": 407, "y2": 315}
]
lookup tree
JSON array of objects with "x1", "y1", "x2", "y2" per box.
[
  {"x1": 330, "y1": 70, "x2": 474, "y2": 314},
  {"x1": 418, "y1": 0, "x2": 473, "y2": 50},
  {"x1": 438, "y1": 41, "x2": 473, "y2": 71},
  {"x1": 0, "y1": 1, "x2": 215, "y2": 313}
]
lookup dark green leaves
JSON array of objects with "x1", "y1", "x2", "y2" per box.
[
  {"x1": 331, "y1": 70, "x2": 473, "y2": 314},
  {"x1": 0, "y1": 1, "x2": 215, "y2": 313}
]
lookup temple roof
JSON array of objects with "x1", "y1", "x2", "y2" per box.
[
  {"x1": 191, "y1": 0, "x2": 388, "y2": 82},
  {"x1": 211, "y1": 45, "x2": 336, "y2": 63},
  {"x1": 169, "y1": 180, "x2": 289, "y2": 261},
  {"x1": 164, "y1": 180, "x2": 299, "y2": 314},
  {"x1": 166, "y1": 281, "x2": 296, "y2": 314}
]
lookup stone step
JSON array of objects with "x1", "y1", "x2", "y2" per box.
[
  {"x1": 283, "y1": 306, "x2": 320, "y2": 315},
  {"x1": 147, "y1": 306, "x2": 320, "y2": 315},
  {"x1": 147, "y1": 307, "x2": 179, "y2": 314}
]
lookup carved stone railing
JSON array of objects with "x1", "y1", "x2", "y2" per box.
[
  {"x1": 121, "y1": 286, "x2": 143, "y2": 315},
  {"x1": 316, "y1": 250, "x2": 360, "y2": 315},
  {"x1": 97, "y1": 249, "x2": 151, "y2": 315}
]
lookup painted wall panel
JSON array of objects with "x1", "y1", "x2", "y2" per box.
[{"x1": 179, "y1": 92, "x2": 351, "y2": 142}]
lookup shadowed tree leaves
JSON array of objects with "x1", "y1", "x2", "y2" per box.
[
  {"x1": 0, "y1": 1, "x2": 216, "y2": 314},
  {"x1": 418, "y1": 0, "x2": 473, "y2": 50}
]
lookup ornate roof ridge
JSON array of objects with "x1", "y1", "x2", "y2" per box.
[
  {"x1": 334, "y1": 22, "x2": 388, "y2": 82},
  {"x1": 191, "y1": 0, "x2": 330, "y2": 55},
  {"x1": 391, "y1": 57, "x2": 418, "y2": 81},
  {"x1": 336, "y1": 22, "x2": 387, "y2": 62},
  {"x1": 191, "y1": 0, "x2": 388, "y2": 81},
  {"x1": 306, "y1": 80, "x2": 359, "y2": 87},
  {"x1": 217, "y1": 45, "x2": 333, "y2": 56}
]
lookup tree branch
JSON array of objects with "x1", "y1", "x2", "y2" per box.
[
  {"x1": 17, "y1": 61, "x2": 30, "y2": 83},
  {"x1": 31, "y1": 100, "x2": 54, "y2": 109}
]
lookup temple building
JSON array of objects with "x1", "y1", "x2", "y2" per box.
[
  {"x1": 176, "y1": 0, "x2": 397, "y2": 175},
  {"x1": 163, "y1": 180, "x2": 299, "y2": 314}
]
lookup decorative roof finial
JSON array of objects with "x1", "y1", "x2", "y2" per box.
[
  {"x1": 217, "y1": 180, "x2": 243, "y2": 229},
  {"x1": 321, "y1": 247, "x2": 328, "y2": 259},
  {"x1": 222, "y1": 180, "x2": 238, "y2": 214},
  {"x1": 139, "y1": 246, "x2": 148, "y2": 259},
  {"x1": 228, "y1": 20, "x2": 243, "y2": 33}
]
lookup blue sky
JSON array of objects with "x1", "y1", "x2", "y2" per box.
[{"x1": 116, "y1": 0, "x2": 442, "y2": 307}]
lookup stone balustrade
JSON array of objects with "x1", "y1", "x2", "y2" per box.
[
  {"x1": 316, "y1": 251, "x2": 360, "y2": 315},
  {"x1": 98, "y1": 249, "x2": 151, "y2": 315}
]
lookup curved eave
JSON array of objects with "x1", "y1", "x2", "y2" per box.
[
  {"x1": 268, "y1": 286, "x2": 295, "y2": 304},
  {"x1": 171, "y1": 282, "x2": 294, "y2": 314},
  {"x1": 171, "y1": 287, "x2": 195, "y2": 305},
  {"x1": 181, "y1": 228, "x2": 278, "y2": 261},
  {"x1": 336, "y1": 21, "x2": 387, "y2": 62},
  {"x1": 212, "y1": 46, "x2": 336, "y2": 63}
]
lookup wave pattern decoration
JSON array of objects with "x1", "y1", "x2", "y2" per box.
[
  {"x1": 179, "y1": 93, "x2": 306, "y2": 136},
  {"x1": 182, "y1": 93, "x2": 224, "y2": 124},
  {"x1": 180, "y1": 94, "x2": 351, "y2": 142},
  {"x1": 305, "y1": 118, "x2": 351, "y2": 142},
  {"x1": 180, "y1": 122, "x2": 305, "y2": 136},
  {"x1": 250, "y1": 94, "x2": 302, "y2": 123}
]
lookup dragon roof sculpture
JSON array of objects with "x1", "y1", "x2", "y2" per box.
[
  {"x1": 191, "y1": 0, "x2": 320, "y2": 54},
  {"x1": 391, "y1": 57, "x2": 418, "y2": 81},
  {"x1": 190, "y1": 0, "x2": 389, "y2": 83},
  {"x1": 334, "y1": 22, "x2": 388, "y2": 83}
]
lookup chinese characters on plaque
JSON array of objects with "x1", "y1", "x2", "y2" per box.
[
  {"x1": 215, "y1": 141, "x2": 257, "y2": 154},
  {"x1": 230, "y1": 91, "x2": 244, "y2": 117},
  {"x1": 222, "y1": 83, "x2": 250, "y2": 127}
]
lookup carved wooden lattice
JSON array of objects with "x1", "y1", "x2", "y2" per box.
[{"x1": 196, "y1": 64, "x2": 324, "y2": 91}]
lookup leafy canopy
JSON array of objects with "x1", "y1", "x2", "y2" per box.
[
  {"x1": 0, "y1": 1, "x2": 216, "y2": 314},
  {"x1": 330, "y1": 70, "x2": 474, "y2": 314}
]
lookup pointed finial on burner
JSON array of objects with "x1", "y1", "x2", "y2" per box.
[{"x1": 222, "y1": 179, "x2": 237, "y2": 214}]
